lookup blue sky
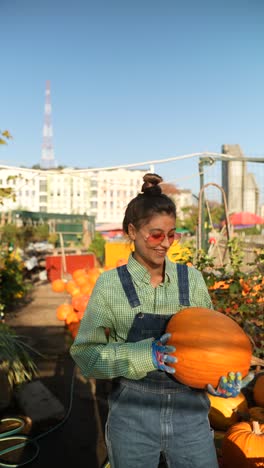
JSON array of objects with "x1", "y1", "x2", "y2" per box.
[{"x1": 1, "y1": 0, "x2": 264, "y2": 196}]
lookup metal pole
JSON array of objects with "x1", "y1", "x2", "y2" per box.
[{"x1": 198, "y1": 160, "x2": 205, "y2": 250}]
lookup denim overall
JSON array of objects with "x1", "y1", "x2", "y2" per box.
[{"x1": 105, "y1": 264, "x2": 218, "y2": 468}]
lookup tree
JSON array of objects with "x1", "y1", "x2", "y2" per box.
[
  {"x1": 0, "y1": 130, "x2": 15, "y2": 204},
  {"x1": 0, "y1": 130, "x2": 12, "y2": 145}
]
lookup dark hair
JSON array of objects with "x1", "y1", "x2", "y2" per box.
[{"x1": 123, "y1": 173, "x2": 177, "y2": 233}]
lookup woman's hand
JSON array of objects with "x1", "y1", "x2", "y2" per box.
[
  {"x1": 207, "y1": 371, "x2": 254, "y2": 398},
  {"x1": 152, "y1": 333, "x2": 177, "y2": 374}
]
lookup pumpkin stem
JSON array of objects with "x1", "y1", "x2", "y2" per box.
[
  {"x1": 252, "y1": 420, "x2": 262, "y2": 435},
  {"x1": 251, "y1": 355, "x2": 264, "y2": 366}
]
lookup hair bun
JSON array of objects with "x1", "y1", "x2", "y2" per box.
[{"x1": 141, "y1": 173, "x2": 163, "y2": 194}]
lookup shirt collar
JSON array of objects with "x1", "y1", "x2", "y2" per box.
[{"x1": 126, "y1": 254, "x2": 173, "y2": 285}]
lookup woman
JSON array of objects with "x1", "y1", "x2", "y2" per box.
[{"x1": 70, "y1": 173, "x2": 241, "y2": 468}]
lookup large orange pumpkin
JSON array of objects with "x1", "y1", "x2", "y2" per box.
[
  {"x1": 208, "y1": 392, "x2": 248, "y2": 430},
  {"x1": 253, "y1": 373, "x2": 264, "y2": 408},
  {"x1": 222, "y1": 421, "x2": 264, "y2": 467},
  {"x1": 166, "y1": 307, "x2": 252, "y2": 389}
]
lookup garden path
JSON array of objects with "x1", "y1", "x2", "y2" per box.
[{"x1": 3, "y1": 282, "x2": 109, "y2": 468}]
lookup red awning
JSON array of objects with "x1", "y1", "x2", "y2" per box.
[{"x1": 229, "y1": 212, "x2": 264, "y2": 226}]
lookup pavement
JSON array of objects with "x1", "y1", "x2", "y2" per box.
[{"x1": 2, "y1": 282, "x2": 110, "y2": 468}]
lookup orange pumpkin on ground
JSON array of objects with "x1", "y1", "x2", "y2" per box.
[
  {"x1": 253, "y1": 373, "x2": 264, "y2": 408},
  {"x1": 65, "y1": 310, "x2": 79, "y2": 325},
  {"x1": 75, "y1": 273, "x2": 90, "y2": 287},
  {"x1": 87, "y1": 267, "x2": 100, "y2": 286},
  {"x1": 71, "y1": 294, "x2": 90, "y2": 314},
  {"x1": 65, "y1": 280, "x2": 78, "y2": 295},
  {"x1": 80, "y1": 282, "x2": 94, "y2": 295},
  {"x1": 56, "y1": 303, "x2": 74, "y2": 321},
  {"x1": 222, "y1": 421, "x2": 264, "y2": 467},
  {"x1": 51, "y1": 279, "x2": 66, "y2": 293},
  {"x1": 208, "y1": 392, "x2": 248, "y2": 430},
  {"x1": 72, "y1": 269, "x2": 86, "y2": 281},
  {"x1": 166, "y1": 307, "x2": 252, "y2": 389}
]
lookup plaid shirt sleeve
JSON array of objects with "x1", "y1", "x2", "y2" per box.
[{"x1": 69, "y1": 272, "x2": 155, "y2": 380}]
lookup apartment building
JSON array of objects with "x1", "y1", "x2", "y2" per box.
[
  {"x1": 0, "y1": 165, "x2": 197, "y2": 225},
  {"x1": 0, "y1": 166, "x2": 147, "y2": 223}
]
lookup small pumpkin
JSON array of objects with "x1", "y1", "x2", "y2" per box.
[
  {"x1": 208, "y1": 391, "x2": 248, "y2": 430},
  {"x1": 222, "y1": 420, "x2": 264, "y2": 467},
  {"x1": 72, "y1": 269, "x2": 86, "y2": 281},
  {"x1": 71, "y1": 294, "x2": 90, "y2": 315},
  {"x1": 51, "y1": 279, "x2": 66, "y2": 293},
  {"x1": 75, "y1": 273, "x2": 90, "y2": 287},
  {"x1": 56, "y1": 303, "x2": 74, "y2": 321},
  {"x1": 87, "y1": 267, "x2": 100, "y2": 286},
  {"x1": 253, "y1": 373, "x2": 264, "y2": 408},
  {"x1": 80, "y1": 282, "x2": 94, "y2": 296},
  {"x1": 166, "y1": 307, "x2": 252, "y2": 389},
  {"x1": 65, "y1": 310, "x2": 79, "y2": 325},
  {"x1": 65, "y1": 280, "x2": 77, "y2": 294}
]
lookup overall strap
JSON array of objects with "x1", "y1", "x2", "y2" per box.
[
  {"x1": 176, "y1": 263, "x2": 190, "y2": 306},
  {"x1": 117, "y1": 265, "x2": 141, "y2": 308},
  {"x1": 117, "y1": 263, "x2": 190, "y2": 308}
]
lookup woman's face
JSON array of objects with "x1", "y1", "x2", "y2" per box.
[{"x1": 128, "y1": 212, "x2": 176, "y2": 270}]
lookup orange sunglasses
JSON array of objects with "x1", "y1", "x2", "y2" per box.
[{"x1": 143, "y1": 230, "x2": 181, "y2": 247}]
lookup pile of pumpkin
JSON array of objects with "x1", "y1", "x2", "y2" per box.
[
  {"x1": 165, "y1": 307, "x2": 264, "y2": 467},
  {"x1": 208, "y1": 371, "x2": 264, "y2": 467},
  {"x1": 51, "y1": 266, "x2": 105, "y2": 338}
]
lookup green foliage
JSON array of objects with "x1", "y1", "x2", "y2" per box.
[
  {"x1": 0, "y1": 251, "x2": 31, "y2": 312},
  {"x1": 48, "y1": 232, "x2": 59, "y2": 246},
  {"x1": 178, "y1": 206, "x2": 198, "y2": 234},
  {"x1": 227, "y1": 237, "x2": 245, "y2": 274},
  {"x1": 0, "y1": 130, "x2": 12, "y2": 145},
  {"x1": 0, "y1": 223, "x2": 51, "y2": 249},
  {"x1": 88, "y1": 232, "x2": 106, "y2": 264},
  {"x1": 0, "y1": 322, "x2": 38, "y2": 388},
  {"x1": 194, "y1": 247, "x2": 264, "y2": 358},
  {"x1": 33, "y1": 224, "x2": 49, "y2": 241}
]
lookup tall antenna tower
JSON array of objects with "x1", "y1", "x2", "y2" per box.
[{"x1": 40, "y1": 80, "x2": 57, "y2": 169}]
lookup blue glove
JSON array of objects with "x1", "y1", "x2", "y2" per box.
[
  {"x1": 207, "y1": 371, "x2": 254, "y2": 398},
  {"x1": 152, "y1": 333, "x2": 177, "y2": 374}
]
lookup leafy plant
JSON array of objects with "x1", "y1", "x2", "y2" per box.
[
  {"x1": 0, "y1": 250, "x2": 31, "y2": 312},
  {"x1": 0, "y1": 322, "x2": 38, "y2": 388},
  {"x1": 192, "y1": 247, "x2": 264, "y2": 358},
  {"x1": 88, "y1": 232, "x2": 106, "y2": 265},
  {"x1": 0, "y1": 130, "x2": 12, "y2": 145}
]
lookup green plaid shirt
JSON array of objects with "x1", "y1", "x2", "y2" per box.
[{"x1": 70, "y1": 255, "x2": 212, "y2": 380}]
